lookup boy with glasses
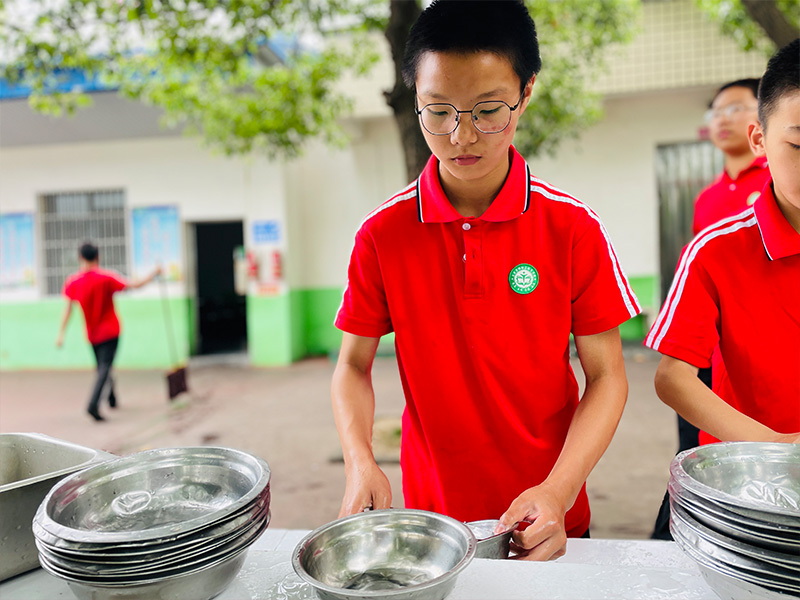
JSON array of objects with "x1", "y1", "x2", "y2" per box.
[
  {"x1": 694, "y1": 79, "x2": 770, "y2": 236},
  {"x1": 332, "y1": 0, "x2": 639, "y2": 560}
]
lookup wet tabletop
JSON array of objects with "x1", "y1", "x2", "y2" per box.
[{"x1": 0, "y1": 530, "x2": 719, "y2": 600}]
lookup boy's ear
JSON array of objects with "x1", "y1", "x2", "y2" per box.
[
  {"x1": 520, "y1": 76, "x2": 536, "y2": 112},
  {"x1": 748, "y1": 121, "x2": 766, "y2": 157}
]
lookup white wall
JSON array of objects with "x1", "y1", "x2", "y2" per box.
[
  {"x1": 527, "y1": 86, "x2": 716, "y2": 279},
  {"x1": 284, "y1": 116, "x2": 405, "y2": 290}
]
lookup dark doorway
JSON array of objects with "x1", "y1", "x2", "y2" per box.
[{"x1": 194, "y1": 222, "x2": 247, "y2": 354}]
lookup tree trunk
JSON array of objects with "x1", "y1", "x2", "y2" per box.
[
  {"x1": 741, "y1": 0, "x2": 799, "y2": 50},
  {"x1": 384, "y1": 0, "x2": 430, "y2": 184}
]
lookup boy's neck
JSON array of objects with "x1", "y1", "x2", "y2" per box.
[
  {"x1": 439, "y1": 158, "x2": 511, "y2": 219},
  {"x1": 723, "y1": 150, "x2": 756, "y2": 180}
]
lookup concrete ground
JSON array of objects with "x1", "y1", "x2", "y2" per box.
[{"x1": 0, "y1": 345, "x2": 678, "y2": 539}]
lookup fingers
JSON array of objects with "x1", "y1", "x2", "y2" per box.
[{"x1": 509, "y1": 518, "x2": 567, "y2": 561}]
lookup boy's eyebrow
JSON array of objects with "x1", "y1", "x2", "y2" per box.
[{"x1": 418, "y1": 88, "x2": 513, "y2": 103}]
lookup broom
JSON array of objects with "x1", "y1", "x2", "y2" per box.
[{"x1": 159, "y1": 273, "x2": 188, "y2": 400}]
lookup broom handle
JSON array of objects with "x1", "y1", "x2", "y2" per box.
[{"x1": 159, "y1": 273, "x2": 179, "y2": 367}]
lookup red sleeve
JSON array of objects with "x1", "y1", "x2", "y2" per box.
[
  {"x1": 334, "y1": 228, "x2": 393, "y2": 338},
  {"x1": 644, "y1": 246, "x2": 719, "y2": 369},
  {"x1": 63, "y1": 278, "x2": 77, "y2": 300},
  {"x1": 106, "y1": 271, "x2": 128, "y2": 293},
  {"x1": 570, "y1": 212, "x2": 641, "y2": 336}
]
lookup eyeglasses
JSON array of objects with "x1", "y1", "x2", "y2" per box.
[
  {"x1": 415, "y1": 93, "x2": 524, "y2": 135},
  {"x1": 704, "y1": 103, "x2": 757, "y2": 123}
]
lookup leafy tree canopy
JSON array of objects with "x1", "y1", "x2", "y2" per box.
[{"x1": 0, "y1": 0, "x2": 640, "y2": 168}]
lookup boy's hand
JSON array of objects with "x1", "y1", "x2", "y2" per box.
[
  {"x1": 497, "y1": 483, "x2": 569, "y2": 561},
  {"x1": 338, "y1": 460, "x2": 392, "y2": 518},
  {"x1": 55, "y1": 334, "x2": 64, "y2": 348}
]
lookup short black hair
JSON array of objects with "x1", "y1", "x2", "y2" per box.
[
  {"x1": 79, "y1": 242, "x2": 99, "y2": 262},
  {"x1": 709, "y1": 78, "x2": 760, "y2": 108},
  {"x1": 401, "y1": 0, "x2": 541, "y2": 93},
  {"x1": 758, "y1": 38, "x2": 800, "y2": 129}
]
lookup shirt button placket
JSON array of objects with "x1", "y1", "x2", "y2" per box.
[{"x1": 462, "y1": 220, "x2": 482, "y2": 298}]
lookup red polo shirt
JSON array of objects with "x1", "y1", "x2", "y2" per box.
[
  {"x1": 63, "y1": 268, "x2": 128, "y2": 345},
  {"x1": 336, "y1": 146, "x2": 641, "y2": 535},
  {"x1": 692, "y1": 156, "x2": 770, "y2": 235},
  {"x1": 646, "y1": 180, "x2": 800, "y2": 445}
]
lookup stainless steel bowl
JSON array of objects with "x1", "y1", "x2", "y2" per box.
[
  {"x1": 292, "y1": 509, "x2": 476, "y2": 600},
  {"x1": 35, "y1": 446, "x2": 271, "y2": 544},
  {"x1": 670, "y1": 443, "x2": 800, "y2": 518},
  {"x1": 465, "y1": 520, "x2": 513, "y2": 560}
]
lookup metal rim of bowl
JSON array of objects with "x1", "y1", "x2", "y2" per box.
[
  {"x1": 670, "y1": 442, "x2": 800, "y2": 519},
  {"x1": 37, "y1": 513, "x2": 269, "y2": 587},
  {"x1": 291, "y1": 508, "x2": 477, "y2": 598},
  {"x1": 671, "y1": 524, "x2": 800, "y2": 594},
  {"x1": 33, "y1": 488, "x2": 270, "y2": 555},
  {"x1": 668, "y1": 480, "x2": 800, "y2": 537},
  {"x1": 669, "y1": 504, "x2": 800, "y2": 586},
  {"x1": 34, "y1": 447, "x2": 271, "y2": 544},
  {"x1": 670, "y1": 499, "x2": 800, "y2": 570},
  {"x1": 669, "y1": 479, "x2": 800, "y2": 533},
  {"x1": 37, "y1": 508, "x2": 271, "y2": 577}
]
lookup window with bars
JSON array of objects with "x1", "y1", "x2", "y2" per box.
[{"x1": 40, "y1": 190, "x2": 128, "y2": 295}]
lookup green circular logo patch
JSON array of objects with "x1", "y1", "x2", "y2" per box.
[{"x1": 509, "y1": 263, "x2": 539, "y2": 294}]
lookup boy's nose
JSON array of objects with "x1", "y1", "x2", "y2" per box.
[{"x1": 450, "y1": 115, "x2": 478, "y2": 145}]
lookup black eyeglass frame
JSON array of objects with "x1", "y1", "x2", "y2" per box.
[{"x1": 414, "y1": 91, "x2": 526, "y2": 136}]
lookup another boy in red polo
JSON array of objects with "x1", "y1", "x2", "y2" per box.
[
  {"x1": 693, "y1": 79, "x2": 771, "y2": 236},
  {"x1": 332, "y1": 0, "x2": 640, "y2": 561},
  {"x1": 56, "y1": 242, "x2": 160, "y2": 421},
  {"x1": 646, "y1": 39, "x2": 800, "y2": 447}
]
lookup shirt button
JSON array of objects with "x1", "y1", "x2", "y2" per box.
[
  {"x1": 462, "y1": 254, "x2": 467, "y2": 262},
  {"x1": 462, "y1": 223, "x2": 471, "y2": 231},
  {"x1": 729, "y1": 184, "x2": 736, "y2": 191}
]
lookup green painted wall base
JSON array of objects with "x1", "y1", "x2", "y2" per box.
[
  {"x1": 0, "y1": 297, "x2": 191, "y2": 371},
  {"x1": 0, "y1": 275, "x2": 658, "y2": 370}
]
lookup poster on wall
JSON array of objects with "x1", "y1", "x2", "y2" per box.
[
  {"x1": 131, "y1": 206, "x2": 182, "y2": 281},
  {"x1": 0, "y1": 213, "x2": 36, "y2": 289}
]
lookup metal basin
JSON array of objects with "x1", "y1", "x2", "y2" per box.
[
  {"x1": 671, "y1": 442, "x2": 800, "y2": 517},
  {"x1": 0, "y1": 433, "x2": 113, "y2": 581},
  {"x1": 466, "y1": 519, "x2": 513, "y2": 560},
  {"x1": 292, "y1": 509, "x2": 476, "y2": 600},
  {"x1": 35, "y1": 446, "x2": 270, "y2": 544}
]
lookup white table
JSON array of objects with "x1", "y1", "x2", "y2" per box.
[{"x1": 0, "y1": 530, "x2": 720, "y2": 599}]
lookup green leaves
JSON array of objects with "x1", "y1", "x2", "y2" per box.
[{"x1": 513, "y1": 0, "x2": 640, "y2": 159}]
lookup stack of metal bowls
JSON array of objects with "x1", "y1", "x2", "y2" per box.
[
  {"x1": 668, "y1": 442, "x2": 800, "y2": 600},
  {"x1": 32, "y1": 447, "x2": 271, "y2": 600}
]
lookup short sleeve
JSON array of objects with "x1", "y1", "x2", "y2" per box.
[
  {"x1": 570, "y1": 213, "x2": 640, "y2": 336},
  {"x1": 334, "y1": 228, "x2": 393, "y2": 338},
  {"x1": 63, "y1": 277, "x2": 77, "y2": 300},
  {"x1": 109, "y1": 272, "x2": 127, "y2": 293},
  {"x1": 645, "y1": 248, "x2": 720, "y2": 369}
]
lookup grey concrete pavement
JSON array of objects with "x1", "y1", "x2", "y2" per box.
[{"x1": 0, "y1": 346, "x2": 677, "y2": 539}]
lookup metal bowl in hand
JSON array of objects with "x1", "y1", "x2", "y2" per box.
[
  {"x1": 466, "y1": 519, "x2": 514, "y2": 560},
  {"x1": 292, "y1": 509, "x2": 476, "y2": 600}
]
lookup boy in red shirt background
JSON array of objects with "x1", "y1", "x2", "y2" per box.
[
  {"x1": 647, "y1": 39, "x2": 800, "y2": 447},
  {"x1": 56, "y1": 242, "x2": 160, "y2": 421}
]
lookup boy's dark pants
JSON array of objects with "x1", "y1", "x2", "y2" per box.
[
  {"x1": 89, "y1": 337, "x2": 119, "y2": 413},
  {"x1": 651, "y1": 367, "x2": 707, "y2": 540}
]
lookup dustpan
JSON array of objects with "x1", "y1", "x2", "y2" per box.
[{"x1": 159, "y1": 275, "x2": 189, "y2": 400}]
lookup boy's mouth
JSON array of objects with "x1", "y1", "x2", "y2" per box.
[{"x1": 453, "y1": 155, "x2": 480, "y2": 166}]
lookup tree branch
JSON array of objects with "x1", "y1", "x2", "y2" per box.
[{"x1": 741, "y1": 0, "x2": 799, "y2": 49}]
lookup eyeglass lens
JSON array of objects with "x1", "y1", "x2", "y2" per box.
[
  {"x1": 705, "y1": 104, "x2": 756, "y2": 122},
  {"x1": 420, "y1": 101, "x2": 512, "y2": 135}
]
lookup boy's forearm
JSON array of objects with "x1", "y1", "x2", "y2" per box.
[
  {"x1": 332, "y1": 363, "x2": 378, "y2": 469},
  {"x1": 654, "y1": 356, "x2": 777, "y2": 442},
  {"x1": 544, "y1": 370, "x2": 627, "y2": 512}
]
